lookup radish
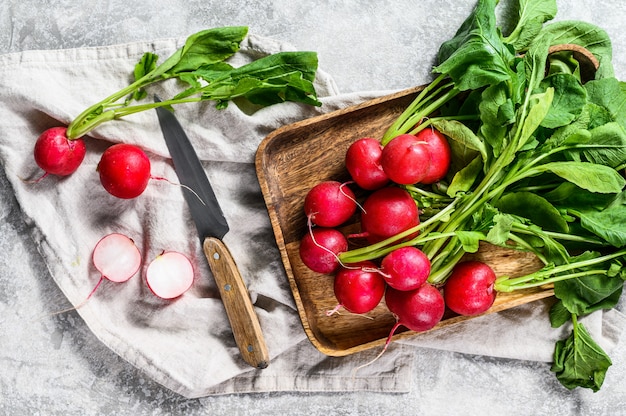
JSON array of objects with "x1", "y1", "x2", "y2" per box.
[
  {"x1": 354, "y1": 282, "x2": 445, "y2": 372},
  {"x1": 380, "y1": 134, "x2": 431, "y2": 185},
  {"x1": 345, "y1": 137, "x2": 389, "y2": 190},
  {"x1": 329, "y1": 261, "x2": 386, "y2": 314},
  {"x1": 357, "y1": 186, "x2": 420, "y2": 243},
  {"x1": 33, "y1": 127, "x2": 86, "y2": 177},
  {"x1": 299, "y1": 227, "x2": 348, "y2": 274},
  {"x1": 97, "y1": 143, "x2": 151, "y2": 199},
  {"x1": 443, "y1": 260, "x2": 497, "y2": 316},
  {"x1": 92, "y1": 233, "x2": 143, "y2": 283},
  {"x1": 71, "y1": 233, "x2": 142, "y2": 310},
  {"x1": 304, "y1": 181, "x2": 357, "y2": 227},
  {"x1": 385, "y1": 283, "x2": 445, "y2": 333},
  {"x1": 49, "y1": 233, "x2": 142, "y2": 315},
  {"x1": 146, "y1": 251, "x2": 195, "y2": 299},
  {"x1": 417, "y1": 128, "x2": 451, "y2": 184},
  {"x1": 380, "y1": 246, "x2": 431, "y2": 291}
]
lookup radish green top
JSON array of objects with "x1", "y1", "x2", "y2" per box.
[{"x1": 65, "y1": 26, "x2": 321, "y2": 140}]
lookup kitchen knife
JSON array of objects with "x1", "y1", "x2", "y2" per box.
[{"x1": 155, "y1": 100, "x2": 269, "y2": 369}]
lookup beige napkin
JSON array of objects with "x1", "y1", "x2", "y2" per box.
[{"x1": 0, "y1": 34, "x2": 623, "y2": 398}]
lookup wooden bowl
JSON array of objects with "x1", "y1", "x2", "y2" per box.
[{"x1": 255, "y1": 86, "x2": 555, "y2": 356}]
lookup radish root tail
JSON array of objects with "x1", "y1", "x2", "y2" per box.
[
  {"x1": 351, "y1": 322, "x2": 402, "y2": 379},
  {"x1": 42, "y1": 275, "x2": 105, "y2": 318}
]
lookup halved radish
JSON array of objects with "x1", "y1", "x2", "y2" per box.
[
  {"x1": 57, "y1": 233, "x2": 142, "y2": 313},
  {"x1": 92, "y1": 233, "x2": 142, "y2": 283},
  {"x1": 145, "y1": 251, "x2": 194, "y2": 299}
]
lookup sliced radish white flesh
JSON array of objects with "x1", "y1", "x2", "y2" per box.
[
  {"x1": 145, "y1": 251, "x2": 194, "y2": 299},
  {"x1": 92, "y1": 233, "x2": 142, "y2": 283}
]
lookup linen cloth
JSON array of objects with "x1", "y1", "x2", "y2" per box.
[{"x1": 0, "y1": 34, "x2": 623, "y2": 398}]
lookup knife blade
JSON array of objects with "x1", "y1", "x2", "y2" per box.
[{"x1": 155, "y1": 100, "x2": 269, "y2": 369}]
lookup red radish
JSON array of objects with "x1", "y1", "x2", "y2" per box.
[
  {"x1": 354, "y1": 282, "x2": 445, "y2": 372},
  {"x1": 304, "y1": 181, "x2": 357, "y2": 227},
  {"x1": 358, "y1": 186, "x2": 420, "y2": 243},
  {"x1": 33, "y1": 127, "x2": 86, "y2": 177},
  {"x1": 63, "y1": 233, "x2": 142, "y2": 311},
  {"x1": 330, "y1": 261, "x2": 386, "y2": 314},
  {"x1": 417, "y1": 128, "x2": 451, "y2": 184},
  {"x1": 380, "y1": 134, "x2": 431, "y2": 185},
  {"x1": 443, "y1": 261, "x2": 497, "y2": 316},
  {"x1": 385, "y1": 283, "x2": 445, "y2": 333},
  {"x1": 97, "y1": 143, "x2": 151, "y2": 199},
  {"x1": 49, "y1": 234, "x2": 141, "y2": 315},
  {"x1": 380, "y1": 246, "x2": 431, "y2": 291},
  {"x1": 146, "y1": 251, "x2": 195, "y2": 299},
  {"x1": 299, "y1": 227, "x2": 348, "y2": 274},
  {"x1": 345, "y1": 137, "x2": 389, "y2": 190},
  {"x1": 92, "y1": 233, "x2": 143, "y2": 283}
]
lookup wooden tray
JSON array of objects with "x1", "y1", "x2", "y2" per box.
[{"x1": 255, "y1": 86, "x2": 555, "y2": 357}]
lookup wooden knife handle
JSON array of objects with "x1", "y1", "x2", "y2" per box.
[{"x1": 203, "y1": 236, "x2": 270, "y2": 369}]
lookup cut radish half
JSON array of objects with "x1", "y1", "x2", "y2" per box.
[
  {"x1": 145, "y1": 251, "x2": 194, "y2": 299},
  {"x1": 92, "y1": 233, "x2": 142, "y2": 283}
]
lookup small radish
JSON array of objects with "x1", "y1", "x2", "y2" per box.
[
  {"x1": 380, "y1": 134, "x2": 431, "y2": 185},
  {"x1": 329, "y1": 261, "x2": 386, "y2": 315},
  {"x1": 33, "y1": 127, "x2": 86, "y2": 177},
  {"x1": 93, "y1": 233, "x2": 143, "y2": 283},
  {"x1": 50, "y1": 233, "x2": 142, "y2": 315},
  {"x1": 385, "y1": 283, "x2": 445, "y2": 333},
  {"x1": 357, "y1": 186, "x2": 420, "y2": 243},
  {"x1": 67, "y1": 233, "x2": 142, "y2": 311},
  {"x1": 146, "y1": 251, "x2": 195, "y2": 299},
  {"x1": 380, "y1": 246, "x2": 431, "y2": 291},
  {"x1": 354, "y1": 282, "x2": 445, "y2": 373},
  {"x1": 345, "y1": 137, "x2": 389, "y2": 190},
  {"x1": 299, "y1": 227, "x2": 348, "y2": 274},
  {"x1": 304, "y1": 181, "x2": 357, "y2": 227},
  {"x1": 417, "y1": 128, "x2": 451, "y2": 184},
  {"x1": 97, "y1": 143, "x2": 151, "y2": 199},
  {"x1": 443, "y1": 261, "x2": 497, "y2": 316}
]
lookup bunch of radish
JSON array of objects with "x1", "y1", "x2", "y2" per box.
[{"x1": 299, "y1": 127, "x2": 499, "y2": 354}]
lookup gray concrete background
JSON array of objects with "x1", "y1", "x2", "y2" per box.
[{"x1": 1, "y1": 1, "x2": 626, "y2": 414}]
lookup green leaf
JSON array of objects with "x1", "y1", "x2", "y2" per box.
[
  {"x1": 456, "y1": 231, "x2": 486, "y2": 253},
  {"x1": 518, "y1": 88, "x2": 554, "y2": 150},
  {"x1": 495, "y1": 191, "x2": 569, "y2": 233},
  {"x1": 503, "y1": 0, "x2": 557, "y2": 51},
  {"x1": 544, "y1": 182, "x2": 615, "y2": 211},
  {"x1": 447, "y1": 155, "x2": 483, "y2": 197},
  {"x1": 549, "y1": 299, "x2": 571, "y2": 328},
  {"x1": 432, "y1": 119, "x2": 489, "y2": 163},
  {"x1": 579, "y1": 192, "x2": 626, "y2": 247},
  {"x1": 585, "y1": 78, "x2": 626, "y2": 129},
  {"x1": 555, "y1": 272, "x2": 624, "y2": 315},
  {"x1": 534, "y1": 20, "x2": 614, "y2": 79},
  {"x1": 156, "y1": 26, "x2": 248, "y2": 77},
  {"x1": 547, "y1": 51, "x2": 583, "y2": 80},
  {"x1": 131, "y1": 52, "x2": 159, "y2": 101},
  {"x1": 485, "y1": 213, "x2": 515, "y2": 245},
  {"x1": 554, "y1": 251, "x2": 625, "y2": 315},
  {"x1": 195, "y1": 51, "x2": 321, "y2": 109},
  {"x1": 478, "y1": 83, "x2": 515, "y2": 156},
  {"x1": 434, "y1": 0, "x2": 515, "y2": 91},
  {"x1": 539, "y1": 73, "x2": 587, "y2": 129},
  {"x1": 585, "y1": 102, "x2": 615, "y2": 130},
  {"x1": 537, "y1": 161, "x2": 626, "y2": 193},
  {"x1": 580, "y1": 122, "x2": 626, "y2": 168},
  {"x1": 551, "y1": 320, "x2": 612, "y2": 392}
]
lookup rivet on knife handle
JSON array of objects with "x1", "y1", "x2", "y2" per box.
[{"x1": 203, "y1": 236, "x2": 270, "y2": 369}]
